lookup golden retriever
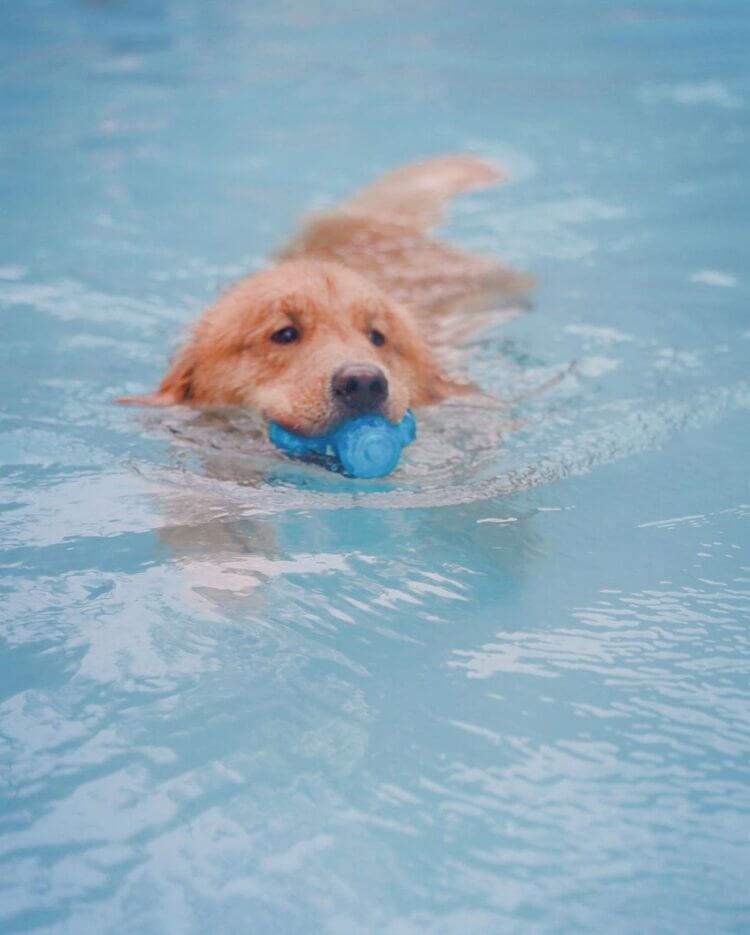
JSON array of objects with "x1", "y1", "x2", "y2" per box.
[{"x1": 119, "y1": 155, "x2": 531, "y2": 435}]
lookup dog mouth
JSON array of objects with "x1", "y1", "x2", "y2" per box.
[
  {"x1": 265, "y1": 363, "x2": 401, "y2": 437},
  {"x1": 268, "y1": 398, "x2": 401, "y2": 439},
  {"x1": 331, "y1": 394, "x2": 387, "y2": 421}
]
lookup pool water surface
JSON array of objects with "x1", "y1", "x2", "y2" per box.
[{"x1": 1, "y1": 1, "x2": 749, "y2": 932}]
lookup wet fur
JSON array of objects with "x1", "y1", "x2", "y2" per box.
[{"x1": 119, "y1": 155, "x2": 532, "y2": 435}]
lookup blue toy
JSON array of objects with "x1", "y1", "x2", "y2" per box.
[{"x1": 269, "y1": 410, "x2": 416, "y2": 479}]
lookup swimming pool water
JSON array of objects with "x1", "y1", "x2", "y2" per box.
[{"x1": 1, "y1": 1, "x2": 749, "y2": 932}]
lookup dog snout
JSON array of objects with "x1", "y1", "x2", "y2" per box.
[{"x1": 332, "y1": 364, "x2": 389, "y2": 414}]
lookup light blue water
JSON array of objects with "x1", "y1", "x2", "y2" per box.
[{"x1": 1, "y1": 1, "x2": 749, "y2": 932}]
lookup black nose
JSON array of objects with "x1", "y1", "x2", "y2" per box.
[{"x1": 332, "y1": 364, "x2": 389, "y2": 414}]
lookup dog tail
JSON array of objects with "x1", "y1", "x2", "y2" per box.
[{"x1": 337, "y1": 154, "x2": 505, "y2": 233}]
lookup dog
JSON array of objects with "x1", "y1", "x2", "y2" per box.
[{"x1": 119, "y1": 155, "x2": 532, "y2": 436}]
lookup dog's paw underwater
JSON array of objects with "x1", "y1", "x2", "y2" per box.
[{"x1": 269, "y1": 410, "x2": 417, "y2": 479}]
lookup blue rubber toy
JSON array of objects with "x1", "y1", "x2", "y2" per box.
[{"x1": 269, "y1": 410, "x2": 416, "y2": 479}]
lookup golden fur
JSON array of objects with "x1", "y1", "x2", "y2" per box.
[{"x1": 119, "y1": 155, "x2": 532, "y2": 435}]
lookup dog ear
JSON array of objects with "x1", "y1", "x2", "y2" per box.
[
  {"x1": 116, "y1": 390, "x2": 184, "y2": 406},
  {"x1": 116, "y1": 345, "x2": 196, "y2": 406}
]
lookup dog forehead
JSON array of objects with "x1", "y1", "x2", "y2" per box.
[
  {"x1": 281, "y1": 278, "x2": 385, "y2": 327},
  {"x1": 220, "y1": 261, "x2": 397, "y2": 344}
]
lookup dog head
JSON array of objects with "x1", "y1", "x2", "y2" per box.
[{"x1": 120, "y1": 260, "x2": 470, "y2": 435}]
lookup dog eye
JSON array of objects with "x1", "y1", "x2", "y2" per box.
[
  {"x1": 271, "y1": 326, "x2": 299, "y2": 344},
  {"x1": 369, "y1": 329, "x2": 386, "y2": 347}
]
